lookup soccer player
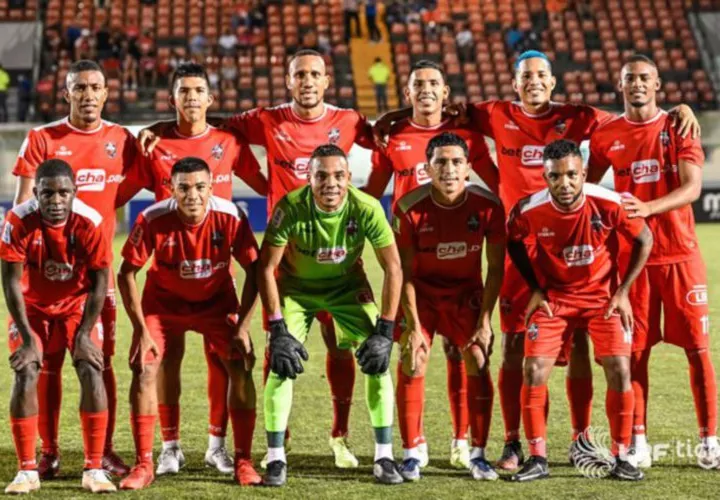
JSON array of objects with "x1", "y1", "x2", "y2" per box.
[
  {"x1": 258, "y1": 144, "x2": 403, "y2": 486},
  {"x1": 140, "y1": 49, "x2": 377, "y2": 468},
  {"x1": 365, "y1": 60, "x2": 498, "y2": 469},
  {"x1": 116, "y1": 158, "x2": 261, "y2": 490},
  {"x1": 117, "y1": 62, "x2": 267, "y2": 476},
  {"x1": 12, "y1": 59, "x2": 134, "y2": 477},
  {"x1": 2, "y1": 160, "x2": 116, "y2": 494},
  {"x1": 588, "y1": 55, "x2": 719, "y2": 468},
  {"x1": 393, "y1": 132, "x2": 505, "y2": 481},
  {"x1": 507, "y1": 139, "x2": 653, "y2": 482}
]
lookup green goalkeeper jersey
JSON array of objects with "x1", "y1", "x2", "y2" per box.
[{"x1": 264, "y1": 184, "x2": 394, "y2": 285}]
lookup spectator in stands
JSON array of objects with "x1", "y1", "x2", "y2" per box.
[
  {"x1": 236, "y1": 26, "x2": 253, "y2": 53},
  {"x1": 546, "y1": 0, "x2": 567, "y2": 22},
  {"x1": 368, "y1": 57, "x2": 390, "y2": 113},
  {"x1": 156, "y1": 53, "x2": 172, "y2": 86},
  {"x1": 139, "y1": 51, "x2": 157, "y2": 87},
  {"x1": 66, "y1": 18, "x2": 82, "y2": 52},
  {"x1": 344, "y1": 0, "x2": 361, "y2": 41},
  {"x1": 96, "y1": 23, "x2": 113, "y2": 60},
  {"x1": 190, "y1": 32, "x2": 208, "y2": 58},
  {"x1": 138, "y1": 31, "x2": 154, "y2": 58},
  {"x1": 249, "y1": 4, "x2": 266, "y2": 29},
  {"x1": 301, "y1": 30, "x2": 321, "y2": 52},
  {"x1": 218, "y1": 29, "x2": 238, "y2": 57},
  {"x1": 35, "y1": 75, "x2": 54, "y2": 121},
  {"x1": 122, "y1": 52, "x2": 138, "y2": 90},
  {"x1": 16, "y1": 74, "x2": 32, "y2": 122},
  {"x1": 366, "y1": 0, "x2": 381, "y2": 42},
  {"x1": 232, "y1": 3, "x2": 250, "y2": 30},
  {"x1": 220, "y1": 55, "x2": 237, "y2": 90},
  {"x1": 384, "y1": 0, "x2": 406, "y2": 29},
  {"x1": 456, "y1": 24, "x2": 474, "y2": 62},
  {"x1": 74, "y1": 29, "x2": 95, "y2": 61},
  {"x1": 318, "y1": 32, "x2": 332, "y2": 55},
  {"x1": 208, "y1": 66, "x2": 220, "y2": 90},
  {"x1": 505, "y1": 22, "x2": 524, "y2": 53},
  {"x1": 0, "y1": 63, "x2": 9, "y2": 122}
]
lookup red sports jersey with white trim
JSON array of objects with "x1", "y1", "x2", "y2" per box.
[
  {"x1": 0, "y1": 198, "x2": 110, "y2": 309},
  {"x1": 122, "y1": 125, "x2": 261, "y2": 202},
  {"x1": 226, "y1": 103, "x2": 374, "y2": 213},
  {"x1": 588, "y1": 110, "x2": 704, "y2": 265},
  {"x1": 507, "y1": 184, "x2": 645, "y2": 308},
  {"x1": 13, "y1": 118, "x2": 138, "y2": 251},
  {"x1": 370, "y1": 118, "x2": 497, "y2": 211},
  {"x1": 394, "y1": 184, "x2": 505, "y2": 295},
  {"x1": 469, "y1": 101, "x2": 613, "y2": 209},
  {"x1": 122, "y1": 196, "x2": 258, "y2": 303}
]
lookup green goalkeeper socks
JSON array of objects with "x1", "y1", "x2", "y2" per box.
[
  {"x1": 364, "y1": 370, "x2": 394, "y2": 429},
  {"x1": 264, "y1": 372, "x2": 294, "y2": 434}
]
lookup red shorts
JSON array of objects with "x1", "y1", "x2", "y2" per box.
[
  {"x1": 500, "y1": 254, "x2": 532, "y2": 335},
  {"x1": 140, "y1": 287, "x2": 242, "y2": 364},
  {"x1": 8, "y1": 296, "x2": 104, "y2": 358},
  {"x1": 525, "y1": 302, "x2": 632, "y2": 360},
  {"x1": 630, "y1": 258, "x2": 709, "y2": 352},
  {"x1": 395, "y1": 288, "x2": 482, "y2": 348},
  {"x1": 101, "y1": 272, "x2": 116, "y2": 357}
]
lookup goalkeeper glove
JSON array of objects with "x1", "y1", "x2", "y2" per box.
[
  {"x1": 355, "y1": 317, "x2": 394, "y2": 375},
  {"x1": 268, "y1": 319, "x2": 308, "y2": 380}
]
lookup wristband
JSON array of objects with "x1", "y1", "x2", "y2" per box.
[{"x1": 268, "y1": 311, "x2": 283, "y2": 321}]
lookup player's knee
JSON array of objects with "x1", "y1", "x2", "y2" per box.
[
  {"x1": 464, "y1": 345, "x2": 487, "y2": 376},
  {"x1": 523, "y1": 357, "x2": 548, "y2": 386},
  {"x1": 442, "y1": 337, "x2": 462, "y2": 361},
  {"x1": 136, "y1": 363, "x2": 159, "y2": 389},
  {"x1": 602, "y1": 356, "x2": 631, "y2": 392},
  {"x1": 14, "y1": 363, "x2": 40, "y2": 387},
  {"x1": 75, "y1": 360, "x2": 103, "y2": 383},
  {"x1": 401, "y1": 350, "x2": 428, "y2": 377}
]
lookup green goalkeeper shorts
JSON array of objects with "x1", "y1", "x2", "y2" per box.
[{"x1": 279, "y1": 276, "x2": 378, "y2": 350}]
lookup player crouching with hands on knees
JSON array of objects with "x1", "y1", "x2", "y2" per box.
[
  {"x1": 258, "y1": 144, "x2": 404, "y2": 486},
  {"x1": 117, "y1": 157, "x2": 262, "y2": 490},
  {"x1": 506, "y1": 139, "x2": 654, "y2": 482},
  {"x1": 2, "y1": 159, "x2": 115, "y2": 494}
]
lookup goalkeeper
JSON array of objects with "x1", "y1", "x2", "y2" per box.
[{"x1": 258, "y1": 144, "x2": 403, "y2": 486}]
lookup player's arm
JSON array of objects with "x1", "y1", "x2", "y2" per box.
[
  {"x1": 1, "y1": 260, "x2": 40, "y2": 371},
  {"x1": 73, "y1": 266, "x2": 109, "y2": 370},
  {"x1": 13, "y1": 177, "x2": 35, "y2": 206},
  {"x1": 363, "y1": 149, "x2": 394, "y2": 198},
  {"x1": 375, "y1": 243, "x2": 402, "y2": 321},
  {"x1": 117, "y1": 259, "x2": 158, "y2": 372},
  {"x1": 624, "y1": 159, "x2": 702, "y2": 218},
  {"x1": 257, "y1": 242, "x2": 285, "y2": 318},
  {"x1": 668, "y1": 104, "x2": 701, "y2": 139},
  {"x1": 137, "y1": 120, "x2": 174, "y2": 155},
  {"x1": 586, "y1": 152, "x2": 611, "y2": 184},
  {"x1": 233, "y1": 142, "x2": 268, "y2": 197},
  {"x1": 373, "y1": 107, "x2": 412, "y2": 147}
]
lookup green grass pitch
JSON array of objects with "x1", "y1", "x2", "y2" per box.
[{"x1": 0, "y1": 225, "x2": 718, "y2": 499}]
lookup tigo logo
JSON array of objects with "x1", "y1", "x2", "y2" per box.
[
  {"x1": 521, "y1": 145, "x2": 545, "y2": 166},
  {"x1": 437, "y1": 241, "x2": 467, "y2": 260},
  {"x1": 563, "y1": 245, "x2": 595, "y2": 267},
  {"x1": 631, "y1": 159, "x2": 661, "y2": 184},
  {"x1": 179, "y1": 259, "x2": 213, "y2": 279}
]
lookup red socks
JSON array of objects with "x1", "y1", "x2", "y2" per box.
[
  {"x1": 229, "y1": 408, "x2": 256, "y2": 459},
  {"x1": 326, "y1": 353, "x2": 355, "y2": 438},
  {"x1": 447, "y1": 358, "x2": 469, "y2": 440},
  {"x1": 102, "y1": 362, "x2": 117, "y2": 453},
  {"x1": 81, "y1": 411, "x2": 108, "y2": 469},
  {"x1": 205, "y1": 347, "x2": 229, "y2": 438},
  {"x1": 499, "y1": 366, "x2": 524, "y2": 442},
  {"x1": 158, "y1": 404, "x2": 180, "y2": 442},
  {"x1": 467, "y1": 373, "x2": 493, "y2": 448},
  {"x1": 606, "y1": 389, "x2": 633, "y2": 456},
  {"x1": 131, "y1": 413, "x2": 156, "y2": 466},
  {"x1": 38, "y1": 354, "x2": 64, "y2": 455},
  {"x1": 521, "y1": 384, "x2": 548, "y2": 457},
  {"x1": 396, "y1": 364, "x2": 425, "y2": 449},
  {"x1": 630, "y1": 350, "x2": 650, "y2": 435},
  {"x1": 567, "y1": 376, "x2": 593, "y2": 439},
  {"x1": 687, "y1": 349, "x2": 718, "y2": 438},
  {"x1": 11, "y1": 415, "x2": 38, "y2": 470}
]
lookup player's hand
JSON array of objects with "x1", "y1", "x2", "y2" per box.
[
  {"x1": 400, "y1": 328, "x2": 428, "y2": 374},
  {"x1": 606, "y1": 287, "x2": 634, "y2": 333},
  {"x1": 465, "y1": 324, "x2": 494, "y2": 369},
  {"x1": 268, "y1": 319, "x2": 308, "y2": 379},
  {"x1": 129, "y1": 328, "x2": 159, "y2": 373},
  {"x1": 669, "y1": 104, "x2": 701, "y2": 139},
  {"x1": 525, "y1": 289, "x2": 553, "y2": 326},
  {"x1": 231, "y1": 327, "x2": 256, "y2": 372},
  {"x1": 356, "y1": 317, "x2": 394, "y2": 375},
  {"x1": 72, "y1": 332, "x2": 104, "y2": 370},
  {"x1": 621, "y1": 193, "x2": 652, "y2": 218},
  {"x1": 372, "y1": 116, "x2": 392, "y2": 148},
  {"x1": 9, "y1": 340, "x2": 41, "y2": 372},
  {"x1": 443, "y1": 102, "x2": 469, "y2": 125}
]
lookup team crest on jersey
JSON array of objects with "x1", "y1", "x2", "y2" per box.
[
  {"x1": 211, "y1": 230, "x2": 225, "y2": 248},
  {"x1": 211, "y1": 144, "x2": 224, "y2": 160},
  {"x1": 271, "y1": 207, "x2": 285, "y2": 228},
  {"x1": 554, "y1": 119, "x2": 567, "y2": 134},
  {"x1": 328, "y1": 128, "x2": 341, "y2": 144},
  {"x1": 660, "y1": 130, "x2": 670, "y2": 147},
  {"x1": 528, "y1": 323, "x2": 539, "y2": 341},
  {"x1": 590, "y1": 214, "x2": 605, "y2": 231},
  {"x1": 467, "y1": 213, "x2": 480, "y2": 232},
  {"x1": 105, "y1": 142, "x2": 117, "y2": 159},
  {"x1": 346, "y1": 217, "x2": 358, "y2": 236}
]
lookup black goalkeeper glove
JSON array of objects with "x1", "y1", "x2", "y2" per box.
[
  {"x1": 268, "y1": 319, "x2": 308, "y2": 380},
  {"x1": 355, "y1": 317, "x2": 394, "y2": 375}
]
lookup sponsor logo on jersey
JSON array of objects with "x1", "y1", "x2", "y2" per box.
[
  {"x1": 395, "y1": 141, "x2": 412, "y2": 151},
  {"x1": 686, "y1": 285, "x2": 708, "y2": 306},
  {"x1": 538, "y1": 227, "x2": 555, "y2": 238},
  {"x1": 129, "y1": 224, "x2": 144, "y2": 246},
  {"x1": 105, "y1": 142, "x2": 117, "y2": 159},
  {"x1": 504, "y1": 122, "x2": 520, "y2": 130},
  {"x1": 528, "y1": 323, "x2": 539, "y2": 341},
  {"x1": 213, "y1": 174, "x2": 231, "y2": 183},
  {"x1": 346, "y1": 217, "x2": 358, "y2": 236},
  {"x1": 1, "y1": 221, "x2": 13, "y2": 244},
  {"x1": 271, "y1": 207, "x2": 285, "y2": 228},
  {"x1": 55, "y1": 145, "x2": 73, "y2": 156},
  {"x1": 211, "y1": 144, "x2": 224, "y2": 160},
  {"x1": 179, "y1": 259, "x2": 213, "y2": 279},
  {"x1": 76, "y1": 169, "x2": 123, "y2": 192},
  {"x1": 415, "y1": 163, "x2": 430, "y2": 184},
  {"x1": 274, "y1": 130, "x2": 292, "y2": 142},
  {"x1": 521, "y1": 145, "x2": 545, "y2": 166},
  {"x1": 328, "y1": 128, "x2": 341, "y2": 144},
  {"x1": 419, "y1": 223, "x2": 434, "y2": 233},
  {"x1": 316, "y1": 247, "x2": 347, "y2": 263},
  {"x1": 293, "y1": 157, "x2": 310, "y2": 179},
  {"x1": 437, "y1": 241, "x2": 467, "y2": 260},
  {"x1": 554, "y1": 119, "x2": 567, "y2": 134},
  {"x1": 160, "y1": 154, "x2": 177, "y2": 162},
  {"x1": 467, "y1": 213, "x2": 480, "y2": 232},
  {"x1": 630, "y1": 159, "x2": 661, "y2": 184},
  {"x1": 610, "y1": 140, "x2": 625, "y2": 152},
  {"x1": 563, "y1": 245, "x2": 595, "y2": 267},
  {"x1": 44, "y1": 260, "x2": 74, "y2": 281}
]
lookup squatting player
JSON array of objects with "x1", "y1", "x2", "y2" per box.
[
  {"x1": 258, "y1": 145, "x2": 404, "y2": 486},
  {"x1": 2, "y1": 160, "x2": 116, "y2": 494},
  {"x1": 12, "y1": 59, "x2": 136, "y2": 477},
  {"x1": 507, "y1": 139, "x2": 653, "y2": 482},
  {"x1": 117, "y1": 62, "x2": 267, "y2": 477},
  {"x1": 588, "y1": 55, "x2": 719, "y2": 468},
  {"x1": 393, "y1": 133, "x2": 505, "y2": 481},
  {"x1": 141, "y1": 49, "x2": 377, "y2": 468},
  {"x1": 116, "y1": 158, "x2": 261, "y2": 490},
  {"x1": 365, "y1": 61, "x2": 498, "y2": 469}
]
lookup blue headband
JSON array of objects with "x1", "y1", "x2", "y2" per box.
[{"x1": 515, "y1": 50, "x2": 551, "y2": 70}]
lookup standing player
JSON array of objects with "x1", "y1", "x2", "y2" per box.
[
  {"x1": 365, "y1": 60, "x2": 498, "y2": 469},
  {"x1": 117, "y1": 62, "x2": 267, "y2": 476},
  {"x1": 141, "y1": 49, "x2": 377, "y2": 468},
  {"x1": 393, "y1": 133, "x2": 505, "y2": 481},
  {"x1": 507, "y1": 140, "x2": 653, "y2": 482},
  {"x1": 117, "y1": 158, "x2": 261, "y2": 490},
  {"x1": 258, "y1": 145, "x2": 403, "y2": 486},
  {"x1": 588, "y1": 55, "x2": 719, "y2": 468},
  {"x1": 2, "y1": 160, "x2": 116, "y2": 494},
  {"x1": 12, "y1": 60, "x2": 134, "y2": 477}
]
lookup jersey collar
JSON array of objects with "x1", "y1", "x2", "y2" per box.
[
  {"x1": 64, "y1": 116, "x2": 104, "y2": 134},
  {"x1": 172, "y1": 124, "x2": 212, "y2": 139},
  {"x1": 513, "y1": 101, "x2": 558, "y2": 119},
  {"x1": 290, "y1": 102, "x2": 328, "y2": 123},
  {"x1": 313, "y1": 194, "x2": 348, "y2": 216},
  {"x1": 429, "y1": 185, "x2": 468, "y2": 209},
  {"x1": 621, "y1": 109, "x2": 666, "y2": 126}
]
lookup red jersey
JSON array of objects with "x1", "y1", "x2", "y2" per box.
[
  {"x1": 227, "y1": 103, "x2": 374, "y2": 213},
  {"x1": 369, "y1": 118, "x2": 498, "y2": 211},
  {"x1": 13, "y1": 117, "x2": 138, "y2": 252},
  {"x1": 122, "y1": 125, "x2": 261, "y2": 202},
  {"x1": 588, "y1": 111, "x2": 704, "y2": 266},
  {"x1": 122, "y1": 196, "x2": 259, "y2": 303},
  {"x1": 507, "y1": 184, "x2": 645, "y2": 308},
  {"x1": 394, "y1": 184, "x2": 505, "y2": 295},
  {"x1": 0, "y1": 198, "x2": 110, "y2": 309},
  {"x1": 469, "y1": 101, "x2": 613, "y2": 209}
]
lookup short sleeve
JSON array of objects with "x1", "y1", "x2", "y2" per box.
[
  {"x1": 352, "y1": 112, "x2": 376, "y2": 150},
  {"x1": 13, "y1": 130, "x2": 46, "y2": 178},
  {"x1": 485, "y1": 203, "x2": 507, "y2": 245},
  {"x1": 263, "y1": 198, "x2": 294, "y2": 247},
  {"x1": 587, "y1": 136, "x2": 612, "y2": 176},
  {"x1": 506, "y1": 205, "x2": 531, "y2": 242},
  {"x1": 676, "y1": 132, "x2": 704, "y2": 167},
  {"x1": 232, "y1": 214, "x2": 259, "y2": 268},
  {"x1": 232, "y1": 139, "x2": 262, "y2": 180},
  {"x1": 468, "y1": 100, "x2": 496, "y2": 138},
  {"x1": 468, "y1": 133, "x2": 499, "y2": 193},
  {"x1": 582, "y1": 105, "x2": 615, "y2": 139},
  {"x1": 82, "y1": 222, "x2": 112, "y2": 270},
  {"x1": 364, "y1": 149, "x2": 394, "y2": 198},
  {"x1": 613, "y1": 202, "x2": 646, "y2": 241},
  {"x1": 392, "y1": 207, "x2": 414, "y2": 250},
  {"x1": 121, "y1": 129, "x2": 141, "y2": 175},
  {"x1": 121, "y1": 153, "x2": 154, "y2": 193},
  {"x1": 226, "y1": 108, "x2": 266, "y2": 146},
  {"x1": 121, "y1": 214, "x2": 153, "y2": 268},
  {"x1": 364, "y1": 201, "x2": 395, "y2": 249},
  {"x1": 0, "y1": 212, "x2": 29, "y2": 263}
]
